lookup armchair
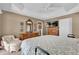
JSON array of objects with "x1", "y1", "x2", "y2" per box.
[{"x1": 2, "y1": 35, "x2": 21, "y2": 52}]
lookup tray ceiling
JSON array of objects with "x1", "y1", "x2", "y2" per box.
[{"x1": 0, "y1": 3, "x2": 79, "y2": 20}]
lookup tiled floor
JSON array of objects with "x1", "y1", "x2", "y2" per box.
[{"x1": 0, "y1": 49, "x2": 21, "y2": 55}]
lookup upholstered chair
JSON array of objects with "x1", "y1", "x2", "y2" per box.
[{"x1": 2, "y1": 35, "x2": 21, "y2": 52}]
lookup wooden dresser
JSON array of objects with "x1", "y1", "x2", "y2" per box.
[
  {"x1": 19, "y1": 32, "x2": 39, "y2": 40},
  {"x1": 48, "y1": 27, "x2": 59, "y2": 36}
]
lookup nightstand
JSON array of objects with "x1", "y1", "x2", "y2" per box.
[{"x1": 0, "y1": 37, "x2": 3, "y2": 50}]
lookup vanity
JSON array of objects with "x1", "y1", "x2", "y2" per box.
[
  {"x1": 19, "y1": 32, "x2": 39, "y2": 40},
  {"x1": 19, "y1": 19, "x2": 43, "y2": 40}
]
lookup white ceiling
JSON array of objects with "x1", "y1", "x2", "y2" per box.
[{"x1": 0, "y1": 3, "x2": 79, "y2": 20}]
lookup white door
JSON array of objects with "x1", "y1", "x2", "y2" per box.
[{"x1": 59, "y1": 18, "x2": 72, "y2": 37}]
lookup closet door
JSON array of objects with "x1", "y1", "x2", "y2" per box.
[{"x1": 59, "y1": 18, "x2": 72, "y2": 37}]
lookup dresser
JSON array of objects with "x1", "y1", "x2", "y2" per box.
[
  {"x1": 48, "y1": 27, "x2": 59, "y2": 36},
  {"x1": 19, "y1": 32, "x2": 39, "y2": 40}
]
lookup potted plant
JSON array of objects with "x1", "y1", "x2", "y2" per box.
[{"x1": 47, "y1": 22, "x2": 51, "y2": 27}]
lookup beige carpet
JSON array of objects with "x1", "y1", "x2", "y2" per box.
[{"x1": 0, "y1": 49, "x2": 21, "y2": 55}]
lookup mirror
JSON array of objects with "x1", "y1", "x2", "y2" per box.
[{"x1": 26, "y1": 19, "x2": 33, "y2": 32}]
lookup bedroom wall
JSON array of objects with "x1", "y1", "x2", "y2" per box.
[
  {"x1": 1, "y1": 11, "x2": 44, "y2": 36},
  {"x1": 2, "y1": 11, "x2": 79, "y2": 38},
  {"x1": 72, "y1": 13, "x2": 79, "y2": 38}
]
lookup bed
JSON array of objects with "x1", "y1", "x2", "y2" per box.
[{"x1": 21, "y1": 35, "x2": 79, "y2": 55}]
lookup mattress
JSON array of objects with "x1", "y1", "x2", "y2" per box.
[{"x1": 21, "y1": 35, "x2": 79, "y2": 55}]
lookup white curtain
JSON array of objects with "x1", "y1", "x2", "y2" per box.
[{"x1": 59, "y1": 18, "x2": 72, "y2": 37}]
